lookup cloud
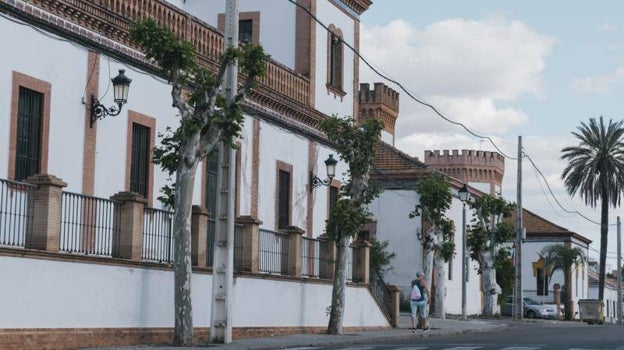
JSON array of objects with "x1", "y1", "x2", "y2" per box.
[
  {"x1": 360, "y1": 16, "x2": 556, "y2": 138},
  {"x1": 570, "y1": 67, "x2": 624, "y2": 95}
]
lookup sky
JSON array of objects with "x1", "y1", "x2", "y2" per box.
[{"x1": 359, "y1": 0, "x2": 624, "y2": 269}]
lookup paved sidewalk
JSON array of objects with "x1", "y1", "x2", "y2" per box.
[{"x1": 86, "y1": 313, "x2": 506, "y2": 350}]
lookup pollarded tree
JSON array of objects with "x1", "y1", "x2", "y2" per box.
[
  {"x1": 540, "y1": 244, "x2": 586, "y2": 320},
  {"x1": 129, "y1": 19, "x2": 268, "y2": 345},
  {"x1": 321, "y1": 116, "x2": 383, "y2": 335},
  {"x1": 409, "y1": 172, "x2": 454, "y2": 318},
  {"x1": 466, "y1": 194, "x2": 514, "y2": 316},
  {"x1": 561, "y1": 116, "x2": 624, "y2": 301}
]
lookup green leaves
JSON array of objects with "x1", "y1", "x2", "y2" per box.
[
  {"x1": 130, "y1": 18, "x2": 196, "y2": 81},
  {"x1": 466, "y1": 194, "x2": 515, "y2": 262},
  {"x1": 129, "y1": 18, "x2": 268, "y2": 206},
  {"x1": 409, "y1": 172, "x2": 455, "y2": 260},
  {"x1": 320, "y1": 116, "x2": 382, "y2": 240}
]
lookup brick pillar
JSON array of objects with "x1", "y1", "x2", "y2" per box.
[
  {"x1": 355, "y1": 240, "x2": 371, "y2": 284},
  {"x1": 281, "y1": 226, "x2": 304, "y2": 276},
  {"x1": 110, "y1": 191, "x2": 146, "y2": 260},
  {"x1": 25, "y1": 174, "x2": 67, "y2": 252},
  {"x1": 319, "y1": 234, "x2": 336, "y2": 280},
  {"x1": 191, "y1": 205, "x2": 209, "y2": 267},
  {"x1": 236, "y1": 215, "x2": 262, "y2": 273},
  {"x1": 387, "y1": 284, "x2": 402, "y2": 327},
  {"x1": 553, "y1": 283, "x2": 561, "y2": 319}
]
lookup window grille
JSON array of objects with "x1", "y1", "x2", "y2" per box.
[
  {"x1": 239, "y1": 19, "x2": 253, "y2": 43},
  {"x1": 278, "y1": 169, "x2": 290, "y2": 229},
  {"x1": 130, "y1": 123, "x2": 150, "y2": 198},
  {"x1": 15, "y1": 87, "x2": 43, "y2": 181}
]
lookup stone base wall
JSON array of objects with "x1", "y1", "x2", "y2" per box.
[{"x1": 0, "y1": 326, "x2": 390, "y2": 350}]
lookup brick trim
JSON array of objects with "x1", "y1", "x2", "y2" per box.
[
  {"x1": 251, "y1": 118, "x2": 260, "y2": 217},
  {"x1": 295, "y1": 0, "x2": 316, "y2": 107},
  {"x1": 306, "y1": 141, "x2": 316, "y2": 237},
  {"x1": 125, "y1": 110, "x2": 156, "y2": 206},
  {"x1": 82, "y1": 51, "x2": 100, "y2": 195},
  {"x1": 8, "y1": 71, "x2": 51, "y2": 180}
]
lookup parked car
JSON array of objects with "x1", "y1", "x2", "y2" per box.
[{"x1": 500, "y1": 297, "x2": 559, "y2": 318}]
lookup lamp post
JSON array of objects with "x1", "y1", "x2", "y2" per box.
[
  {"x1": 90, "y1": 69, "x2": 132, "y2": 127},
  {"x1": 309, "y1": 154, "x2": 338, "y2": 191},
  {"x1": 458, "y1": 184, "x2": 470, "y2": 320}
]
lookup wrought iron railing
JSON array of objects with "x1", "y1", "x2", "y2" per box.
[
  {"x1": 60, "y1": 191, "x2": 120, "y2": 256},
  {"x1": 258, "y1": 228, "x2": 289, "y2": 274},
  {"x1": 142, "y1": 207, "x2": 174, "y2": 263},
  {"x1": 301, "y1": 235, "x2": 329, "y2": 278},
  {"x1": 0, "y1": 179, "x2": 35, "y2": 248},
  {"x1": 206, "y1": 218, "x2": 244, "y2": 271},
  {"x1": 369, "y1": 268, "x2": 396, "y2": 326}
]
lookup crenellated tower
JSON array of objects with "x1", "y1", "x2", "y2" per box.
[
  {"x1": 358, "y1": 82, "x2": 399, "y2": 146},
  {"x1": 424, "y1": 149, "x2": 505, "y2": 195}
]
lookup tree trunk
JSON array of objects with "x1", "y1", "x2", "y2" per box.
[
  {"x1": 599, "y1": 194, "x2": 609, "y2": 301},
  {"x1": 327, "y1": 234, "x2": 350, "y2": 334},
  {"x1": 564, "y1": 266, "x2": 574, "y2": 320},
  {"x1": 433, "y1": 248, "x2": 446, "y2": 319},
  {"x1": 173, "y1": 141, "x2": 200, "y2": 346},
  {"x1": 480, "y1": 251, "x2": 501, "y2": 316}
]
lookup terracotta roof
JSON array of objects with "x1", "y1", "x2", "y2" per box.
[
  {"x1": 372, "y1": 142, "x2": 428, "y2": 174},
  {"x1": 505, "y1": 206, "x2": 592, "y2": 244}
]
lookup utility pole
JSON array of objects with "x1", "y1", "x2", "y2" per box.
[
  {"x1": 617, "y1": 216, "x2": 622, "y2": 324},
  {"x1": 210, "y1": 0, "x2": 238, "y2": 343},
  {"x1": 514, "y1": 136, "x2": 523, "y2": 320}
]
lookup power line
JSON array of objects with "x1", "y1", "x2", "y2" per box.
[
  {"x1": 285, "y1": 0, "x2": 517, "y2": 160},
  {"x1": 524, "y1": 152, "x2": 617, "y2": 228}
]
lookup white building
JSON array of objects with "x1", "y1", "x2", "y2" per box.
[{"x1": 0, "y1": 0, "x2": 397, "y2": 349}]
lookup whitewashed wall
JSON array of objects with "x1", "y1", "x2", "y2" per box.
[
  {"x1": 0, "y1": 255, "x2": 388, "y2": 329},
  {"x1": 93, "y1": 58, "x2": 182, "y2": 204},
  {"x1": 521, "y1": 238, "x2": 589, "y2": 320},
  {"x1": 445, "y1": 192, "x2": 481, "y2": 315},
  {"x1": 182, "y1": 0, "x2": 297, "y2": 69},
  {"x1": 0, "y1": 18, "x2": 87, "y2": 185},
  {"x1": 371, "y1": 186, "x2": 482, "y2": 316},
  {"x1": 314, "y1": 0, "x2": 356, "y2": 118}
]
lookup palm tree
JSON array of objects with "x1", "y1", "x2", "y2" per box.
[
  {"x1": 561, "y1": 116, "x2": 624, "y2": 301},
  {"x1": 540, "y1": 244, "x2": 586, "y2": 320}
]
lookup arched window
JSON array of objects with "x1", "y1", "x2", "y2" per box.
[{"x1": 326, "y1": 25, "x2": 345, "y2": 96}]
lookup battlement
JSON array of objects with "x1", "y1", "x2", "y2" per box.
[
  {"x1": 359, "y1": 82, "x2": 399, "y2": 112},
  {"x1": 425, "y1": 149, "x2": 505, "y2": 169},
  {"x1": 424, "y1": 149, "x2": 505, "y2": 195}
]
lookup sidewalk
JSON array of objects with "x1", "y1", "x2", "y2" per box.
[{"x1": 86, "y1": 313, "x2": 506, "y2": 350}]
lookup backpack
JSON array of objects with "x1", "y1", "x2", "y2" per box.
[{"x1": 410, "y1": 283, "x2": 422, "y2": 300}]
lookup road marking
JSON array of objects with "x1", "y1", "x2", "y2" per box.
[
  {"x1": 443, "y1": 347, "x2": 483, "y2": 350},
  {"x1": 500, "y1": 347, "x2": 541, "y2": 350}
]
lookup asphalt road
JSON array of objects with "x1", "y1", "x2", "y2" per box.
[{"x1": 317, "y1": 321, "x2": 624, "y2": 350}]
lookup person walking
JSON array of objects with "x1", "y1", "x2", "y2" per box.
[{"x1": 409, "y1": 271, "x2": 429, "y2": 332}]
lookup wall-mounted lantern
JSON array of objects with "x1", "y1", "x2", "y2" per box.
[
  {"x1": 90, "y1": 69, "x2": 132, "y2": 128},
  {"x1": 309, "y1": 154, "x2": 338, "y2": 192}
]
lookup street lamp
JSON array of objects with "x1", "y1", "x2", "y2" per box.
[
  {"x1": 458, "y1": 184, "x2": 470, "y2": 321},
  {"x1": 90, "y1": 69, "x2": 132, "y2": 128},
  {"x1": 309, "y1": 154, "x2": 337, "y2": 192}
]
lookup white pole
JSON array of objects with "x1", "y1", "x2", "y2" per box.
[
  {"x1": 461, "y1": 201, "x2": 467, "y2": 320},
  {"x1": 210, "y1": 0, "x2": 238, "y2": 343},
  {"x1": 617, "y1": 216, "x2": 622, "y2": 324},
  {"x1": 514, "y1": 135, "x2": 523, "y2": 320}
]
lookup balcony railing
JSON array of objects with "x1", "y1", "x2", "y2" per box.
[
  {"x1": 142, "y1": 207, "x2": 174, "y2": 263},
  {"x1": 60, "y1": 191, "x2": 120, "y2": 256},
  {"x1": 0, "y1": 179, "x2": 35, "y2": 248},
  {"x1": 20, "y1": 0, "x2": 310, "y2": 107},
  {"x1": 258, "y1": 228, "x2": 289, "y2": 274}
]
